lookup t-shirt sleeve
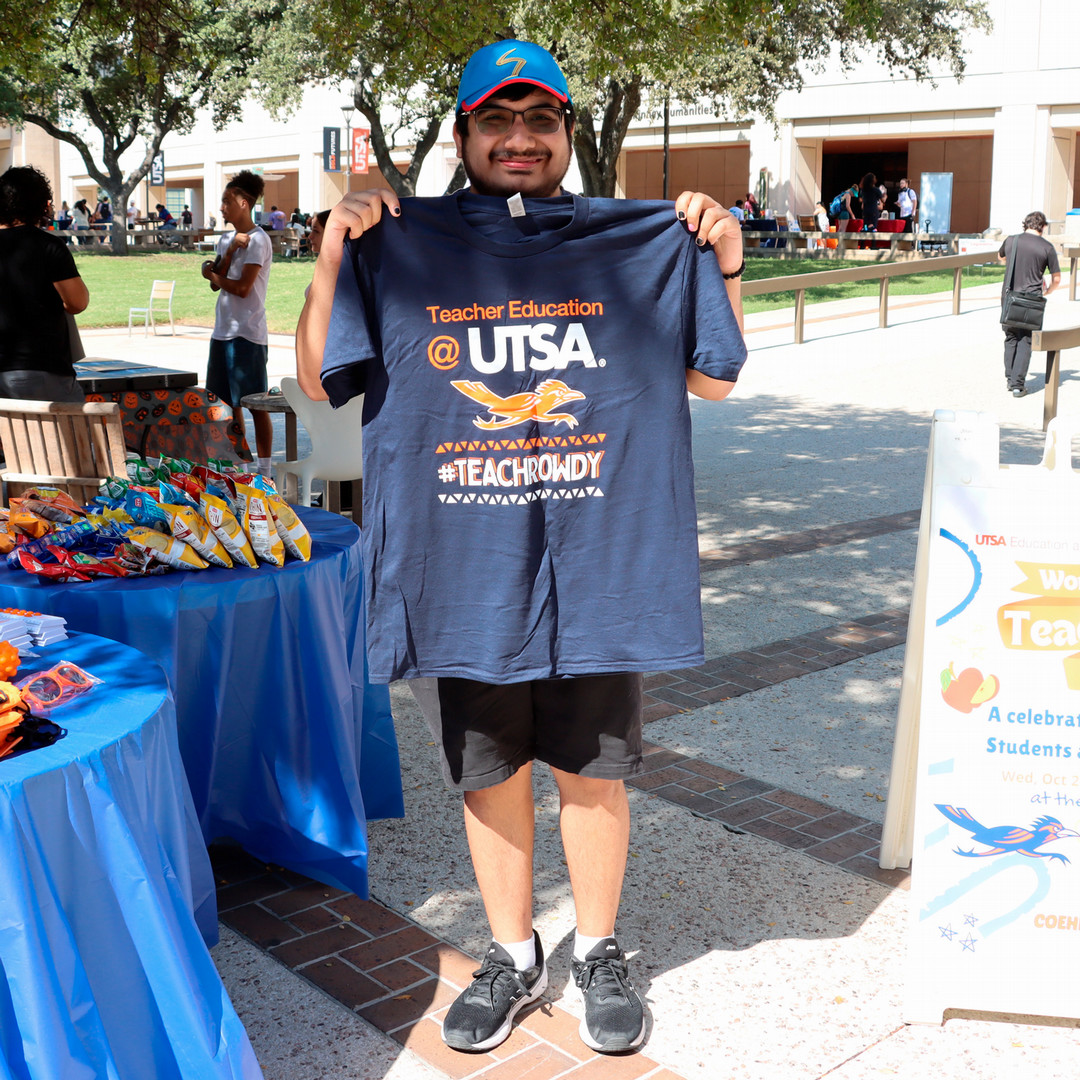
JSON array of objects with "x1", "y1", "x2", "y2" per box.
[
  {"x1": 44, "y1": 237, "x2": 78, "y2": 284},
  {"x1": 247, "y1": 231, "x2": 272, "y2": 267},
  {"x1": 1047, "y1": 244, "x2": 1061, "y2": 274},
  {"x1": 321, "y1": 237, "x2": 376, "y2": 408},
  {"x1": 681, "y1": 241, "x2": 748, "y2": 383}
]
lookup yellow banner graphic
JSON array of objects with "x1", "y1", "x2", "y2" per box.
[
  {"x1": 998, "y1": 597, "x2": 1080, "y2": 650},
  {"x1": 1012, "y1": 562, "x2": 1080, "y2": 597}
]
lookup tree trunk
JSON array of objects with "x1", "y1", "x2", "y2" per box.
[{"x1": 572, "y1": 76, "x2": 642, "y2": 198}]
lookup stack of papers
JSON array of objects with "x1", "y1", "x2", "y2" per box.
[
  {"x1": 0, "y1": 615, "x2": 35, "y2": 654},
  {"x1": 0, "y1": 611, "x2": 68, "y2": 652}
]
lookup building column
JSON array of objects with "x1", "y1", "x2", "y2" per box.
[{"x1": 989, "y1": 103, "x2": 1048, "y2": 230}]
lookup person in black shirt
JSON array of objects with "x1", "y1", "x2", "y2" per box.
[
  {"x1": 998, "y1": 211, "x2": 1061, "y2": 397},
  {"x1": 0, "y1": 166, "x2": 89, "y2": 401}
]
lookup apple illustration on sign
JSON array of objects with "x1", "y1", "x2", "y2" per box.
[{"x1": 941, "y1": 663, "x2": 999, "y2": 713}]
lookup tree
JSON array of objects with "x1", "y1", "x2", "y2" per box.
[
  {"x1": 284, "y1": 0, "x2": 990, "y2": 200},
  {"x1": 0, "y1": 0, "x2": 290, "y2": 254}
]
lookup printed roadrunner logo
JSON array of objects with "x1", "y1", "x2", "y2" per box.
[{"x1": 451, "y1": 378, "x2": 585, "y2": 430}]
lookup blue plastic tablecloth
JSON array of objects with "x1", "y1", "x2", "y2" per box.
[
  {"x1": 0, "y1": 508, "x2": 403, "y2": 897},
  {"x1": 0, "y1": 632, "x2": 262, "y2": 1080}
]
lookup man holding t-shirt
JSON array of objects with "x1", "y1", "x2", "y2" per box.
[{"x1": 297, "y1": 41, "x2": 746, "y2": 1055}]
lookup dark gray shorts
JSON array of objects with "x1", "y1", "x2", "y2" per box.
[
  {"x1": 207, "y1": 336, "x2": 268, "y2": 407},
  {"x1": 409, "y1": 673, "x2": 644, "y2": 791}
]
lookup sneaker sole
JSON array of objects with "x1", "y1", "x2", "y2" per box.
[
  {"x1": 442, "y1": 965, "x2": 548, "y2": 1052},
  {"x1": 578, "y1": 1014, "x2": 646, "y2": 1054}
]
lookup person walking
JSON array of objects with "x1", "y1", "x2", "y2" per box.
[
  {"x1": 297, "y1": 40, "x2": 746, "y2": 1056},
  {"x1": 0, "y1": 166, "x2": 89, "y2": 401},
  {"x1": 200, "y1": 170, "x2": 274, "y2": 471},
  {"x1": 998, "y1": 210, "x2": 1060, "y2": 398}
]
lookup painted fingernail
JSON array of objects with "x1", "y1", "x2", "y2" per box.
[
  {"x1": 392, "y1": 207, "x2": 401, "y2": 215},
  {"x1": 677, "y1": 211, "x2": 686, "y2": 220},
  {"x1": 696, "y1": 236, "x2": 706, "y2": 246}
]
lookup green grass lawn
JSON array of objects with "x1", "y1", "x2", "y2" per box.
[
  {"x1": 72, "y1": 248, "x2": 1004, "y2": 331},
  {"x1": 72, "y1": 249, "x2": 314, "y2": 335}
]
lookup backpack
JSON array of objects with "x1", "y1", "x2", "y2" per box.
[{"x1": 829, "y1": 192, "x2": 845, "y2": 216}]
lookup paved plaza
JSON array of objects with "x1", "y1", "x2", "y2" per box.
[{"x1": 83, "y1": 271, "x2": 1080, "y2": 1078}]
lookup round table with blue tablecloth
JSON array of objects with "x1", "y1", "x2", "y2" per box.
[
  {"x1": 0, "y1": 507, "x2": 403, "y2": 897},
  {"x1": 0, "y1": 631, "x2": 261, "y2": 1080}
]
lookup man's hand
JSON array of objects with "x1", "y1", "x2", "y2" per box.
[
  {"x1": 321, "y1": 188, "x2": 402, "y2": 270},
  {"x1": 230, "y1": 232, "x2": 251, "y2": 251},
  {"x1": 201, "y1": 259, "x2": 216, "y2": 281},
  {"x1": 674, "y1": 191, "x2": 743, "y2": 274},
  {"x1": 674, "y1": 190, "x2": 746, "y2": 339}
]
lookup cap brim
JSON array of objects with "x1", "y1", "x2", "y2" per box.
[{"x1": 461, "y1": 79, "x2": 569, "y2": 112}]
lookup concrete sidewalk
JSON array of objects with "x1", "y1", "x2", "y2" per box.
[{"x1": 86, "y1": 279, "x2": 1080, "y2": 1078}]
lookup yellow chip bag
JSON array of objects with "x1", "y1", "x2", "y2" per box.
[
  {"x1": 267, "y1": 493, "x2": 312, "y2": 561},
  {"x1": 127, "y1": 527, "x2": 208, "y2": 571},
  {"x1": 241, "y1": 489, "x2": 284, "y2": 567},
  {"x1": 160, "y1": 503, "x2": 233, "y2": 568},
  {"x1": 199, "y1": 492, "x2": 257, "y2": 569}
]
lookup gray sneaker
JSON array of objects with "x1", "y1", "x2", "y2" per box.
[
  {"x1": 571, "y1": 938, "x2": 646, "y2": 1052},
  {"x1": 442, "y1": 931, "x2": 547, "y2": 1052}
]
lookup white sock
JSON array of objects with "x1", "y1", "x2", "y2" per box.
[
  {"x1": 573, "y1": 931, "x2": 611, "y2": 962},
  {"x1": 496, "y1": 935, "x2": 536, "y2": 971},
  {"x1": 257, "y1": 456, "x2": 272, "y2": 475}
]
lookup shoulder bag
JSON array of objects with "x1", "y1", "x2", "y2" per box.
[{"x1": 1000, "y1": 234, "x2": 1046, "y2": 331}]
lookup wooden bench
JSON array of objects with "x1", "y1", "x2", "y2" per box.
[{"x1": 1033, "y1": 324, "x2": 1080, "y2": 429}]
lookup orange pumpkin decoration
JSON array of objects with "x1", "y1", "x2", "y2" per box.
[{"x1": 0, "y1": 641, "x2": 20, "y2": 682}]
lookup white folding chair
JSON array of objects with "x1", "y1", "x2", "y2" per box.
[
  {"x1": 274, "y1": 377, "x2": 364, "y2": 513},
  {"x1": 128, "y1": 280, "x2": 176, "y2": 336}
]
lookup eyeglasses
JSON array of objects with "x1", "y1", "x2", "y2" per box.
[
  {"x1": 19, "y1": 662, "x2": 95, "y2": 711},
  {"x1": 468, "y1": 105, "x2": 569, "y2": 136}
]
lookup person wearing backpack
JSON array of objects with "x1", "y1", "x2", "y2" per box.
[{"x1": 830, "y1": 183, "x2": 859, "y2": 221}]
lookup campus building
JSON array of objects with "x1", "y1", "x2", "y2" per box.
[{"x1": 2, "y1": 0, "x2": 1077, "y2": 236}]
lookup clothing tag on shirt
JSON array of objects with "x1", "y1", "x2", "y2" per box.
[{"x1": 507, "y1": 193, "x2": 526, "y2": 218}]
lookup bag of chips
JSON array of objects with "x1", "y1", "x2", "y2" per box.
[
  {"x1": 193, "y1": 464, "x2": 237, "y2": 499},
  {"x1": 15, "y1": 488, "x2": 86, "y2": 523},
  {"x1": 267, "y1": 493, "x2": 312, "y2": 561},
  {"x1": 16, "y1": 549, "x2": 91, "y2": 583},
  {"x1": 127, "y1": 527, "x2": 208, "y2": 571},
  {"x1": 158, "y1": 454, "x2": 196, "y2": 477},
  {"x1": 125, "y1": 490, "x2": 170, "y2": 533},
  {"x1": 159, "y1": 503, "x2": 232, "y2": 568},
  {"x1": 199, "y1": 492, "x2": 257, "y2": 569},
  {"x1": 125, "y1": 458, "x2": 159, "y2": 486},
  {"x1": 9, "y1": 510, "x2": 52, "y2": 539},
  {"x1": 241, "y1": 490, "x2": 284, "y2": 567}
]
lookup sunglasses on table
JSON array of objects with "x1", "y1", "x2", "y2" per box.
[
  {"x1": 19, "y1": 662, "x2": 97, "y2": 711},
  {"x1": 468, "y1": 105, "x2": 570, "y2": 136}
]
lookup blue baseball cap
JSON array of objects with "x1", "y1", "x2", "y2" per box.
[{"x1": 457, "y1": 40, "x2": 571, "y2": 112}]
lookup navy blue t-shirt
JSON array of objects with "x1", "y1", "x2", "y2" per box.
[{"x1": 323, "y1": 193, "x2": 747, "y2": 683}]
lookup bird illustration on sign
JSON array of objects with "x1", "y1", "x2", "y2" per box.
[{"x1": 936, "y1": 804, "x2": 1080, "y2": 864}]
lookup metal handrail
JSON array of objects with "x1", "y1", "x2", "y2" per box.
[{"x1": 741, "y1": 250, "x2": 1001, "y2": 344}]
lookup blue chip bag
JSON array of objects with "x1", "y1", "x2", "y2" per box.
[{"x1": 124, "y1": 489, "x2": 170, "y2": 534}]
